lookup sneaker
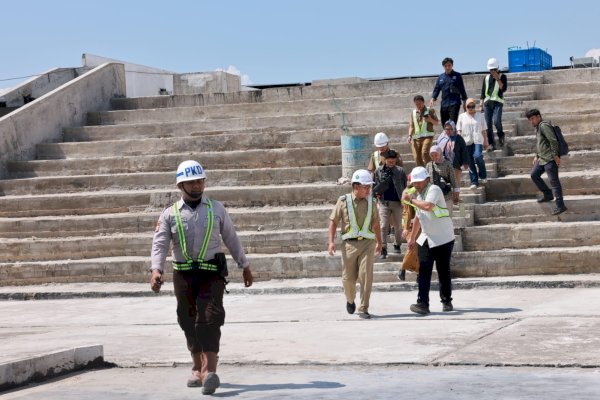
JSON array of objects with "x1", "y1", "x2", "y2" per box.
[
  {"x1": 398, "y1": 269, "x2": 406, "y2": 281},
  {"x1": 537, "y1": 194, "x2": 554, "y2": 203},
  {"x1": 202, "y1": 372, "x2": 220, "y2": 395},
  {"x1": 551, "y1": 205, "x2": 567, "y2": 215},
  {"x1": 346, "y1": 301, "x2": 356, "y2": 314},
  {"x1": 358, "y1": 312, "x2": 371, "y2": 319},
  {"x1": 480, "y1": 179, "x2": 487, "y2": 184},
  {"x1": 443, "y1": 302, "x2": 454, "y2": 312},
  {"x1": 469, "y1": 184, "x2": 477, "y2": 190},
  {"x1": 410, "y1": 303, "x2": 430, "y2": 315},
  {"x1": 379, "y1": 247, "x2": 388, "y2": 260},
  {"x1": 393, "y1": 244, "x2": 401, "y2": 254},
  {"x1": 187, "y1": 370, "x2": 202, "y2": 387}
]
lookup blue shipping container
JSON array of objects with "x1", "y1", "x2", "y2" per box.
[{"x1": 508, "y1": 47, "x2": 552, "y2": 72}]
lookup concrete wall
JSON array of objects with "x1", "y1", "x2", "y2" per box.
[
  {"x1": 83, "y1": 53, "x2": 172, "y2": 97},
  {"x1": 173, "y1": 71, "x2": 241, "y2": 95},
  {"x1": 0, "y1": 63, "x2": 126, "y2": 178},
  {"x1": 0, "y1": 68, "x2": 79, "y2": 107}
]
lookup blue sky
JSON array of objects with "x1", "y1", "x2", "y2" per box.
[{"x1": 2, "y1": 0, "x2": 598, "y2": 88}]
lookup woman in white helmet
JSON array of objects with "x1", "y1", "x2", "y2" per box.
[
  {"x1": 479, "y1": 57, "x2": 508, "y2": 150},
  {"x1": 149, "y1": 160, "x2": 253, "y2": 395}
]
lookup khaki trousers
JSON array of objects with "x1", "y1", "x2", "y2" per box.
[
  {"x1": 341, "y1": 239, "x2": 375, "y2": 313},
  {"x1": 411, "y1": 136, "x2": 434, "y2": 167},
  {"x1": 378, "y1": 200, "x2": 403, "y2": 247}
]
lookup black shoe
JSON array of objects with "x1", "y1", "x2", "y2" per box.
[
  {"x1": 537, "y1": 194, "x2": 554, "y2": 203},
  {"x1": 410, "y1": 303, "x2": 430, "y2": 315},
  {"x1": 358, "y1": 312, "x2": 371, "y2": 319},
  {"x1": 551, "y1": 205, "x2": 567, "y2": 215},
  {"x1": 346, "y1": 302, "x2": 356, "y2": 314},
  {"x1": 498, "y1": 136, "x2": 505, "y2": 147},
  {"x1": 398, "y1": 269, "x2": 406, "y2": 281},
  {"x1": 393, "y1": 244, "x2": 401, "y2": 254},
  {"x1": 379, "y1": 248, "x2": 388, "y2": 260},
  {"x1": 443, "y1": 302, "x2": 454, "y2": 312}
]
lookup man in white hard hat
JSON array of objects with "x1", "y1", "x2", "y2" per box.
[
  {"x1": 479, "y1": 57, "x2": 508, "y2": 150},
  {"x1": 328, "y1": 169, "x2": 383, "y2": 319},
  {"x1": 368, "y1": 132, "x2": 403, "y2": 174},
  {"x1": 149, "y1": 160, "x2": 253, "y2": 395},
  {"x1": 403, "y1": 166, "x2": 455, "y2": 315}
]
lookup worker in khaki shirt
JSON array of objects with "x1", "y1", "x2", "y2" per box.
[{"x1": 328, "y1": 169, "x2": 383, "y2": 319}]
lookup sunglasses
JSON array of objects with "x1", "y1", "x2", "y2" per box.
[{"x1": 466, "y1": 104, "x2": 476, "y2": 109}]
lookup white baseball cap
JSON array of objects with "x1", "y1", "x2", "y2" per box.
[
  {"x1": 410, "y1": 166, "x2": 430, "y2": 183},
  {"x1": 351, "y1": 169, "x2": 374, "y2": 185}
]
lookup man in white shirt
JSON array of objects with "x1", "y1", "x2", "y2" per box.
[{"x1": 403, "y1": 167, "x2": 455, "y2": 314}]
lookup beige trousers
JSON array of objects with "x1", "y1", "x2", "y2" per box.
[
  {"x1": 378, "y1": 200, "x2": 403, "y2": 247},
  {"x1": 341, "y1": 239, "x2": 375, "y2": 313},
  {"x1": 411, "y1": 136, "x2": 434, "y2": 167}
]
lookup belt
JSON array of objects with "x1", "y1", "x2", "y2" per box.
[
  {"x1": 172, "y1": 259, "x2": 218, "y2": 271},
  {"x1": 345, "y1": 237, "x2": 368, "y2": 241}
]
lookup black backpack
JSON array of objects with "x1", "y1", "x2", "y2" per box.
[{"x1": 542, "y1": 121, "x2": 569, "y2": 156}]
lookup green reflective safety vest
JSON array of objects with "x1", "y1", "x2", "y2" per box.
[
  {"x1": 171, "y1": 199, "x2": 218, "y2": 271},
  {"x1": 341, "y1": 194, "x2": 376, "y2": 240},
  {"x1": 412, "y1": 108, "x2": 435, "y2": 138},
  {"x1": 484, "y1": 75, "x2": 504, "y2": 104},
  {"x1": 373, "y1": 150, "x2": 382, "y2": 169},
  {"x1": 420, "y1": 184, "x2": 450, "y2": 218}
]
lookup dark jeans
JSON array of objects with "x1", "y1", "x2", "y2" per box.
[
  {"x1": 441, "y1": 103, "x2": 461, "y2": 126},
  {"x1": 173, "y1": 270, "x2": 226, "y2": 354},
  {"x1": 467, "y1": 143, "x2": 487, "y2": 185},
  {"x1": 484, "y1": 101, "x2": 504, "y2": 146},
  {"x1": 531, "y1": 160, "x2": 564, "y2": 207},
  {"x1": 417, "y1": 239, "x2": 454, "y2": 306}
]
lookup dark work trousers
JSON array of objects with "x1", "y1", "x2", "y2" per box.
[
  {"x1": 484, "y1": 100, "x2": 504, "y2": 147},
  {"x1": 531, "y1": 160, "x2": 564, "y2": 207},
  {"x1": 173, "y1": 269, "x2": 226, "y2": 354},
  {"x1": 417, "y1": 239, "x2": 455, "y2": 306},
  {"x1": 441, "y1": 104, "x2": 461, "y2": 126}
]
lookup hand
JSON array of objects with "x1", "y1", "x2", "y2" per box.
[
  {"x1": 242, "y1": 267, "x2": 253, "y2": 287},
  {"x1": 150, "y1": 269, "x2": 164, "y2": 293},
  {"x1": 554, "y1": 156, "x2": 561, "y2": 167},
  {"x1": 408, "y1": 238, "x2": 416, "y2": 250},
  {"x1": 532, "y1": 156, "x2": 538, "y2": 166},
  {"x1": 484, "y1": 142, "x2": 489, "y2": 150},
  {"x1": 401, "y1": 229, "x2": 410, "y2": 240},
  {"x1": 453, "y1": 192, "x2": 459, "y2": 203},
  {"x1": 328, "y1": 242, "x2": 336, "y2": 256},
  {"x1": 429, "y1": 99, "x2": 435, "y2": 108},
  {"x1": 375, "y1": 242, "x2": 382, "y2": 256},
  {"x1": 406, "y1": 135, "x2": 412, "y2": 144}
]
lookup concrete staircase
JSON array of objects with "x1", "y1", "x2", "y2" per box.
[{"x1": 1, "y1": 69, "x2": 599, "y2": 285}]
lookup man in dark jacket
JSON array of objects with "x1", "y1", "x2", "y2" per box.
[
  {"x1": 429, "y1": 57, "x2": 468, "y2": 126},
  {"x1": 526, "y1": 109, "x2": 567, "y2": 215},
  {"x1": 373, "y1": 150, "x2": 408, "y2": 259}
]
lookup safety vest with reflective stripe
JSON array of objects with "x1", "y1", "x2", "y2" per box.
[
  {"x1": 341, "y1": 194, "x2": 376, "y2": 240},
  {"x1": 412, "y1": 108, "x2": 435, "y2": 138},
  {"x1": 372, "y1": 151, "x2": 382, "y2": 170},
  {"x1": 419, "y1": 184, "x2": 450, "y2": 218},
  {"x1": 171, "y1": 199, "x2": 218, "y2": 271},
  {"x1": 484, "y1": 75, "x2": 504, "y2": 104}
]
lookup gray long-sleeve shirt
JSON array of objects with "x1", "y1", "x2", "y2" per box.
[{"x1": 150, "y1": 196, "x2": 249, "y2": 272}]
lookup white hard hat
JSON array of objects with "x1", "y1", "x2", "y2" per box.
[
  {"x1": 487, "y1": 57, "x2": 499, "y2": 70},
  {"x1": 351, "y1": 169, "x2": 374, "y2": 185},
  {"x1": 176, "y1": 160, "x2": 206, "y2": 184},
  {"x1": 410, "y1": 166, "x2": 430, "y2": 183},
  {"x1": 373, "y1": 132, "x2": 389, "y2": 147}
]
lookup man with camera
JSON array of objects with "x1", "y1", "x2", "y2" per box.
[
  {"x1": 407, "y1": 95, "x2": 439, "y2": 167},
  {"x1": 373, "y1": 150, "x2": 408, "y2": 259},
  {"x1": 149, "y1": 160, "x2": 253, "y2": 395}
]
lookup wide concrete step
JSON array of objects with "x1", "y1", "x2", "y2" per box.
[
  {"x1": 536, "y1": 82, "x2": 600, "y2": 100},
  {"x1": 38, "y1": 129, "x2": 343, "y2": 159},
  {"x1": 0, "y1": 166, "x2": 342, "y2": 195},
  {"x1": 505, "y1": 95, "x2": 600, "y2": 114},
  {"x1": 497, "y1": 150, "x2": 600, "y2": 176},
  {"x1": 473, "y1": 195, "x2": 600, "y2": 225},
  {"x1": 462, "y1": 221, "x2": 600, "y2": 251},
  {"x1": 3, "y1": 243, "x2": 599, "y2": 286},
  {"x1": 513, "y1": 112, "x2": 600, "y2": 136},
  {"x1": 484, "y1": 169, "x2": 600, "y2": 201},
  {"x1": 6, "y1": 147, "x2": 341, "y2": 178},
  {"x1": 452, "y1": 245, "x2": 600, "y2": 277},
  {"x1": 508, "y1": 132, "x2": 598, "y2": 155}
]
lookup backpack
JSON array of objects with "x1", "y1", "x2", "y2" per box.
[
  {"x1": 542, "y1": 121, "x2": 569, "y2": 156},
  {"x1": 430, "y1": 164, "x2": 452, "y2": 195}
]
